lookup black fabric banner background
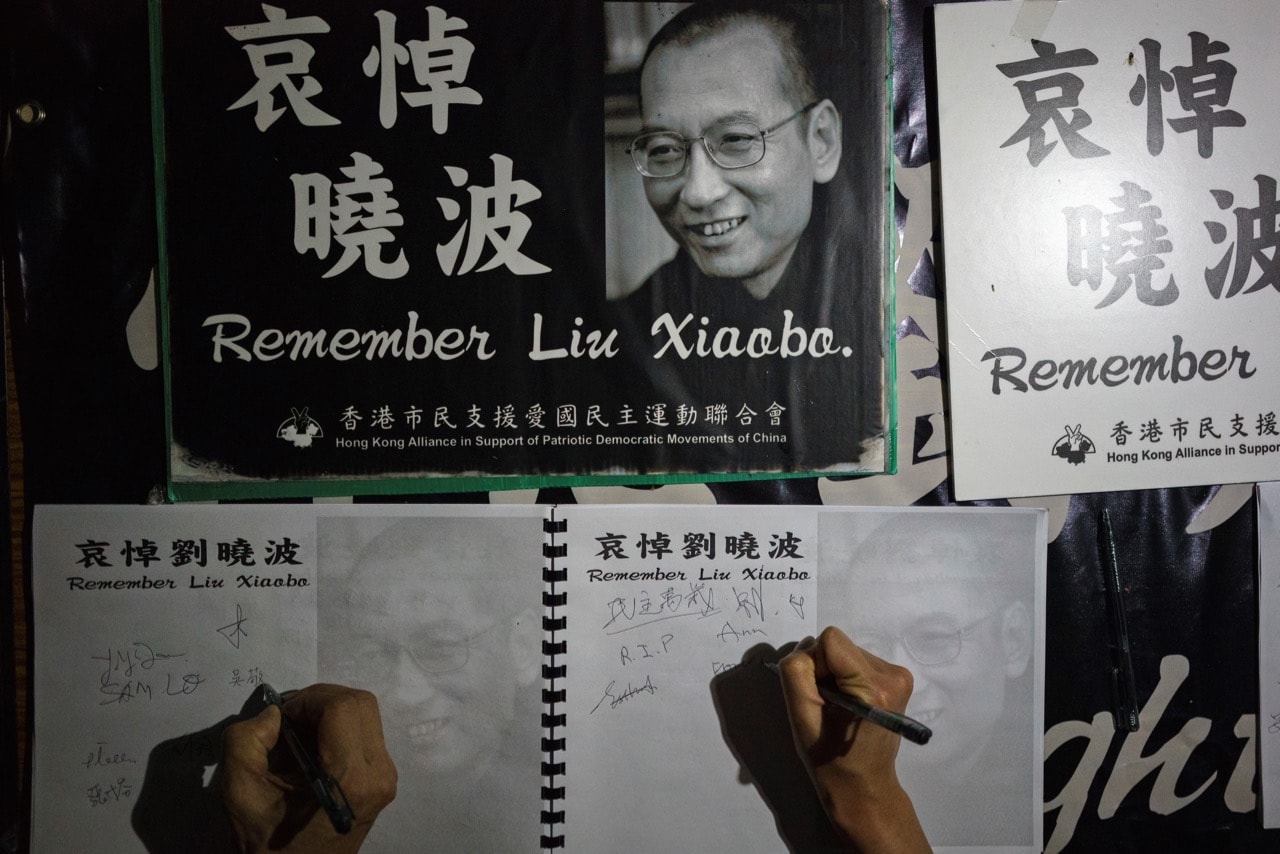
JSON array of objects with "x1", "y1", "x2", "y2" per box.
[{"x1": 4, "y1": 0, "x2": 1278, "y2": 851}]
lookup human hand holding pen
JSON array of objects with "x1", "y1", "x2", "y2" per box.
[
  {"x1": 221, "y1": 684, "x2": 397, "y2": 854},
  {"x1": 778, "y1": 627, "x2": 930, "y2": 854}
]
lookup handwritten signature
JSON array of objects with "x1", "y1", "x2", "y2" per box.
[
  {"x1": 716, "y1": 621, "x2": 767, "y2": 643},
  {"x1": 92, "y1": 642, "x2": 185, "y2": 679},
  {"x1": 602, "y1": 582, "x2": 719, "y2": 634},
  {"x1": 82, "y1": 742, "x2": 137, "y2": 770},
  {"x1": 732, "y1": 581, "x2": 764, "y2": 621},
  {"x1": 86, "y1": 777, "x2": 132, "y2": 807},
  {"x1": 789, "y1": 593, "x2": 806, "y2": 619},
  {"x1": 93, "y1": 642, "x2": 205, "y2": 705},
  {"x1": 590, "y1": 675, "x2": 658, "y2": 714}
]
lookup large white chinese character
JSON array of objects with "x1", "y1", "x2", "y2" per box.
[
  {"x1": 226, "y1": 4, "x2": 340, "y2": 131},
  {"x1": 292, "y1": 152, "x2": 409, "y2": 279},
  {"x1": 362, "y1": 7, "x2": 483, "y2": 131},
  {"x1": 436, "y1": 154, "x2": 550, "y2": 276}
]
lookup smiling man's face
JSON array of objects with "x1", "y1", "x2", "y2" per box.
[
  {"x1": 639, "y1": 21, "x2": 828, "y2": 299},
  {"x1": 345, "y1": 560, "x2": 517, "y2": 777},
  {"x1": 849, "y1": 578, "x2": 1018, "y2": 773}
]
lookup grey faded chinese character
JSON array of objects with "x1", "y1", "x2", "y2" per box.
[
  {"x1": 1063, "y1": 181, "x2": 1178, "y2": 308},
  {"x1": 1204, "y1": 175, "x2": 1280, "y2": 298},
  {"x1": 1130, "y1": 33, "x2": 1245, "y2": 158},
  {"x1": 997, "y1": 40, "x2": 1110, "y2": 166}
]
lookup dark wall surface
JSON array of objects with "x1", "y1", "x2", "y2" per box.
[{"x1": 3, "y1": 1, "x2": 1276, "y2": 851}]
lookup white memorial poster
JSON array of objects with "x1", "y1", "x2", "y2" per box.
[{"x1": 935, "y1": 0, "x2": 1280, "y2": 499}]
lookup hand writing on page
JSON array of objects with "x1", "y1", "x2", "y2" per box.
[
  {"x1": 779, "y1": 627, "x2": 930, "y2": 854},
  {"x1": 221, "y1": 683, "x2": 397, "y2": 854}
]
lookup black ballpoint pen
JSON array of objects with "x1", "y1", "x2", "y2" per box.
[
  {"x1": 1099, "y1": 509, "x2": 1140, "y2": 732},
  {"x1": 262, "y1": 684, "x2": 356, "y2": 834},
  {"x1": 762, "y1": 660, "x2": 932, "y2": 745}
]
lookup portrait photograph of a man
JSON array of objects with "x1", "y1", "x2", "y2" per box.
[
  {"x1": 604, "y1": 1, "x2": 892, "y2": 475},
  {"x1": 817, "y1": 507, "x2": 1047, "y2": 851},
  {"x1": 317, "y1": 512, "x2": 544, "y2": 852}
]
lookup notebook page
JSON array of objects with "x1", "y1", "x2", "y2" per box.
[
  {"x1": 31, "y1": 505, "x2": 318, "y2": 853},
  {"x1": 559, "y1": 504, "x2": 818, "y2": 852}
]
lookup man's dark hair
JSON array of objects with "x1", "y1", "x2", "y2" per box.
[
  {"x1": 820, "y1": 511, "x2": 1038, "y2": 617},
  {"x1": 640, "y1": 2, "x2": 821, "y2": 109}
]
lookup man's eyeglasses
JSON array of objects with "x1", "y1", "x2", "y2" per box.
[
  {"x1": 860, "y1": 611, "x2": 1000, "y2": 666},
  {"x1": 350, "y1": 621, "x2": 502, "y2": 681},
  {"x1": 627, "y1": 101, "x2": 819, "y2": 179}
]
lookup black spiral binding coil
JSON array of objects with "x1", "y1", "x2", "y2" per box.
[{"x1": 541, "y1": 515, "x2": 567, "y2": 848}]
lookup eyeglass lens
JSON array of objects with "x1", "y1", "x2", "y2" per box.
[
  {"x1": 354, "y1": 628, "x2": 472, "y2": 681},
  {"x1": 631, "y1": 121, "x2": 766, "y2": 177},
  {"x1": 861, "y1": 617, "x2": 967, "y2": 666}
]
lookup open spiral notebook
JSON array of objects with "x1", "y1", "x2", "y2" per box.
[{"x1": 32, "y1": 503, "x2": 1044, "y2": 852}]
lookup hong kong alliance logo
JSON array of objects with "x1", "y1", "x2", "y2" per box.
[{"x1": 1052, "y1": 424, "x2": 1095, "y2": 466}]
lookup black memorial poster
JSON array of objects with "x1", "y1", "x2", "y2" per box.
[{"x1": 153, "y1": 0, "x2": 893, "y2": 499}]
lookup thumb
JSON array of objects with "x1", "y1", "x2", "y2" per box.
[
  {"x1": 221, "y1": 704, "x2": 288, "y2": 835},
  {"x1": 223, "y1": 704, "x2": 282, "y2": 779}
]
